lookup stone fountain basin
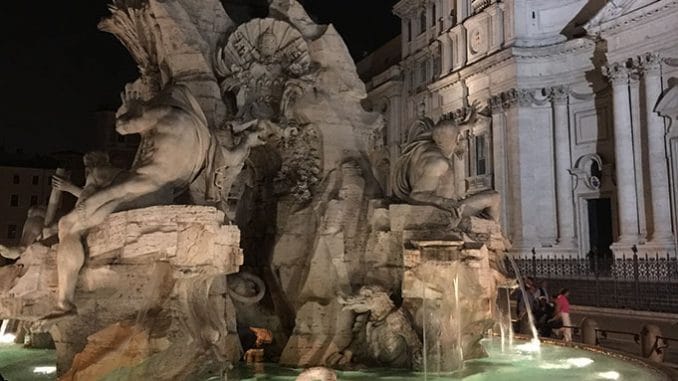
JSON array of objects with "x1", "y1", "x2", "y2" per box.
[
  {"x1": 219, "y1": 337, "x2": 674, "y2": 380},
  {"x1": 1, "y1": 336, "x2": 675, "y2": 380}
]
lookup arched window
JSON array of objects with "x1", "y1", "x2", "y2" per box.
[{"x1": 419, "y1": 11, "x2": 426, "y2": 34}]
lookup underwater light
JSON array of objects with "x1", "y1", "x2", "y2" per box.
[
  {"x1": 33, "y1": 366, "x2": 57, "y2": 375},
  {"x1": 597, "y1": 371, "x2": 621, "y2": 380},
  {"x1": 566, "y1": 357, "x2": 594, "y2": 367}
]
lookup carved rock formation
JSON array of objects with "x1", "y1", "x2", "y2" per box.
[{"x1": 0, "y1": 206, "x2": 243, "y2": 379}]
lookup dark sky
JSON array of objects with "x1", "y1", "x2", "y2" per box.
[{"x1": 0, "y1": 1, "x2": 399, "y2": 155}]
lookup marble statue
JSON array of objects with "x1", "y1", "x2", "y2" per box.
[
  {"x1": 49, "y1": 85, "x2": 200, "y2": 316},
  {"x1": 329, "y1": 286, "x2": 422, "y2": 369},
  {"x1": 50, "y1": 83, "x2": 275, "y2": 317},
  {"x1": 392, "y1": 112, "x2": 500, "y2": 224}
]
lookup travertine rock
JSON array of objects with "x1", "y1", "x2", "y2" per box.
[
  {"x1": 279, "y1": 300, "x2": 353, "y2": 367},
  {"x1": 401, "y1": 241, "x2": 497, "y2": 372},
  {"x1": 0, "y1": 206, "x2": 243, "y2": 380}
]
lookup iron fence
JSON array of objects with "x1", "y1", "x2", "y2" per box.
[{"x1": 507, "y1": 246, "x2": 678, "y2": 313}]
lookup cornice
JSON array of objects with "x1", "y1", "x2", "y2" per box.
[
  {"x1": 424, "y1": 49, "x2": 513, "y2": 94},
  {"x1": 586, "y1": 0, "x2": 678, "y2": 36},
  {"x1": 512, "y1": 38, "x2": 596, "y2": 60},
  {"x1": 458, "y1": 49, "x2": 514, "y2": 81},
  {"x1": 428, "y1": 72, "x2": 462, "y2": 93}
]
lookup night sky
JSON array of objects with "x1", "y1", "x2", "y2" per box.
[{"x1": 0, "y1": 1, "x2": 399, "y2": 155}]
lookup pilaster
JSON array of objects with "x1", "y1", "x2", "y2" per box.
[{"x1": 603, "y1": 61, "x2": 641, "y2": 250}]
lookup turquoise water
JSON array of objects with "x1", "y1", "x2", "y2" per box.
[
  {"x1": 0, "y1": 343, "x2": 56, "y2": 381},
  {"x1": 220, "y1": 339, "x2": 668, "y2": 381},
  {"x1": 1, "y1": 339, "x2": 669, "y2": 381}
]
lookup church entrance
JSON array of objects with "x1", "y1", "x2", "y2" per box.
[{"x1": 586, "y1": 198, "x2": 614, "y2": 274}]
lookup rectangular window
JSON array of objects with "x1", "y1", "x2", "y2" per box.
[
  {"x1": 408, "y1": 21, "x2": 412, "y2": 42},
  {"x1": 30, "y1": 195, "x2": 38, "y2": 206},
  {"x1": 7, "y1": 225, "x2": 17, "y2": 239},
  {"x1": 10, "y1": 194, "x2": 18, "y2": 207},
  {"x1": 32, "y1": 175, "x2": 39, "y2": 185},
  {"x1": 12, "y1": 174, "x2": 19, "y2": 184},
  {"x1": 420, "y1": 63, "x2": 427, "y2": 84},
  {"x1": 475, "y1": 135, "x2": 487, "y2": 175},
  {"x1": 431, "y1": 4, "x2": 437, "y2": 25}
]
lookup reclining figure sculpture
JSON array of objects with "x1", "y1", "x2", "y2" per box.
[
  {"x1": 392, "y1": 110, "x2": 500, "y2": 225},
  {"x1": 47, "y1": 84, "x2": 270, "y2": 317}
]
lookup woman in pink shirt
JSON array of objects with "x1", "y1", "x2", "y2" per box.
[{"x1": 555, "y1": 288, "x2": 572, "y2": 342}]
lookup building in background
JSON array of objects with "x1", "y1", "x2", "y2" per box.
[
  {"x1": 0, "y1": 154, "x2": 59, "y2": 245},
  {"x1": 358, "y1": 0, "x2": 678, "y2": 258}
]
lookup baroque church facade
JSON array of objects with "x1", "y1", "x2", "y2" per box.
[{"x1": 358, "y1": 0, "x2": 678, "y2": 258}]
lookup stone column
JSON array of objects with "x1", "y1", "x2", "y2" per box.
[
  {"x1": 604, "y1": 62, "x2": 640, "y2": 244},
  {"x1": 629, "y1": 72, "x2": 648, "y2": 239},
  {"x1": 641, "y1": 53, "x2": 675, "y2": 245},
  {"x1": 490, "y1": 96, "x2": 508, "y2": 230},
  {"x1": 551, "y1": 86, "x2": 576, "y2": 247}
]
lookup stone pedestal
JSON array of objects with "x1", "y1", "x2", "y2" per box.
[{"x1": 0, "y1": 206, "x2": 244, "y2": 380}]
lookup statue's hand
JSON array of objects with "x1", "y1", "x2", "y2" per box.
[
  {"x1": 52, "y1": 175, "x2": 75, "y2": 194},
  {"x1": 115, "y1": 84, "x2": 147, "y2": 135},
  {"x1": 118, "y1": 84, "x2": 145, "y2": 118}
]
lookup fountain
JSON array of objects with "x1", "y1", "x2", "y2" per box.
[{"x1": 0, "y1": 1, "x2": 674, "y2": 380}]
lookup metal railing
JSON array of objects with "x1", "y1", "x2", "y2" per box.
[{"x1": 508, "y1": 246, "x2": 678, "y2": 313}]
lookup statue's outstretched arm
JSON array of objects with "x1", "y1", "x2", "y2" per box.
[{"x1": 116, "y1": 105, "x2": 171, "y2": 135}]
